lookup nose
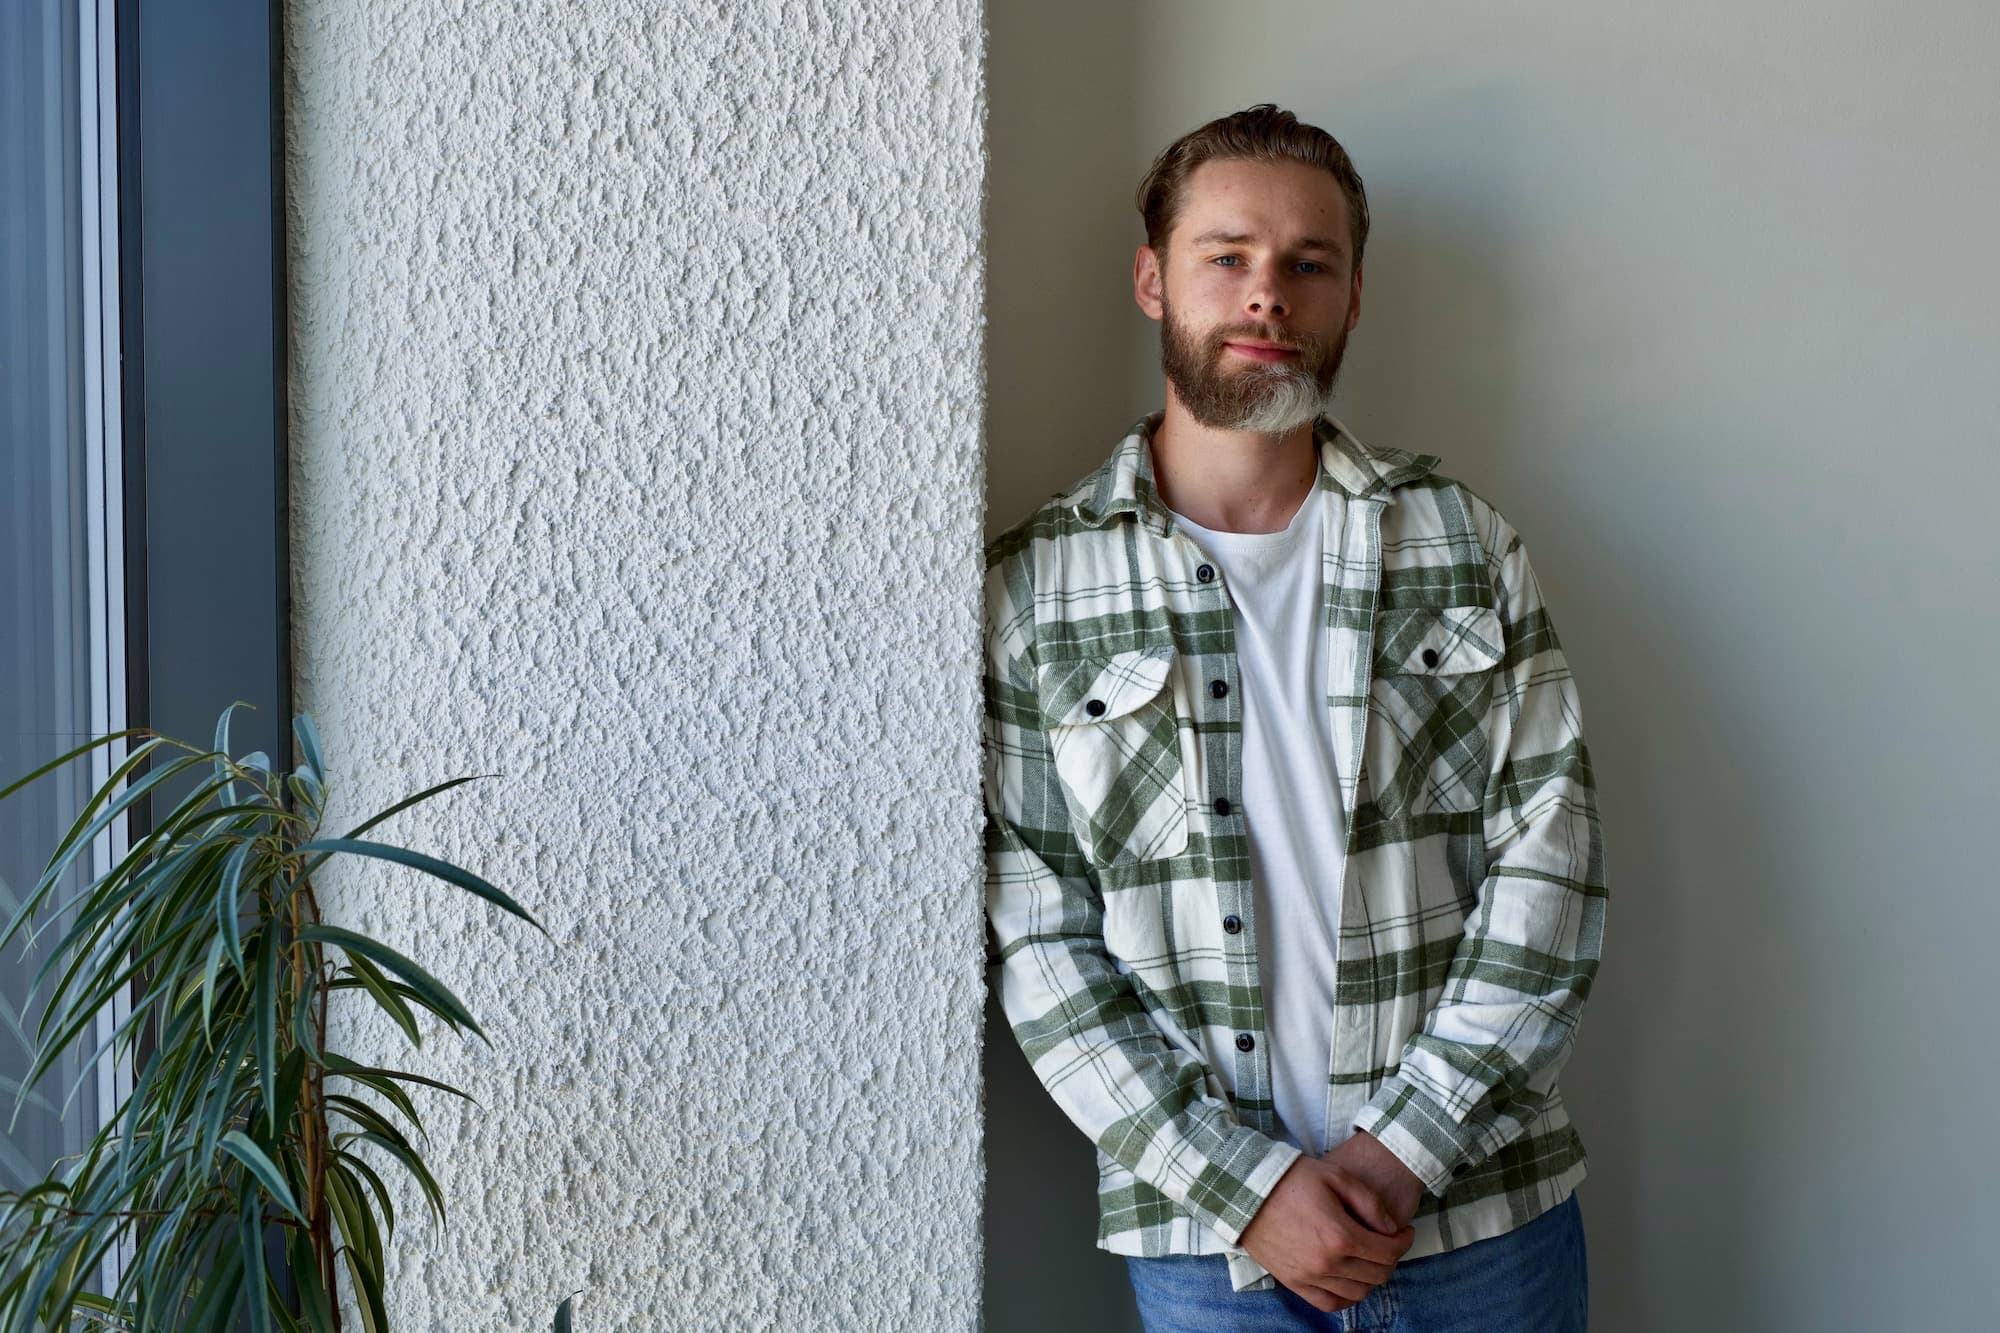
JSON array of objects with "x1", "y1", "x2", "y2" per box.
[{"x1": 1246, "y1": 281, "x2": 1289, "y2": 321}]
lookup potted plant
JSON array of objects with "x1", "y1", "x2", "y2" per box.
[{"x1": 0, "y1": 704, "x2": 547, "y2": 1331}]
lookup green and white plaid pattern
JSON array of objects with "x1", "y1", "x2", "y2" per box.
[{"x1": 981, "y1": 411, "x2": 1607, "y2": 1293}]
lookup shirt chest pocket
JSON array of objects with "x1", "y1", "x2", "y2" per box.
[
  {"x1": 1365, "y1": 604, "x2": 1506, "y2": 819},
  {"x1": 1035, "y1": 645, "x2": 1192, "y2": 868}
]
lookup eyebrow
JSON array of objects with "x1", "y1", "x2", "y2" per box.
[{"x1": 1185, "y1": 229, "x2": 1346, "y2": 257}]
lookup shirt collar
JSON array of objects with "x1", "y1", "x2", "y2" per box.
[{"x1": 1065, "y1": 409, "x2": 1443, "y2": 534}]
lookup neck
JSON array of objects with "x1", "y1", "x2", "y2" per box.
[{"x1": 1149, "y1": 381, "x2": 1320, "y2": 534}]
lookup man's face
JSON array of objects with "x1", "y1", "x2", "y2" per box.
[{"x1": 1135, "y1": 157, "x2": 1362, "y2": 434}]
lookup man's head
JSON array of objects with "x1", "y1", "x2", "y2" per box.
[{"x1": 1132, "y1": 105, "x2": 1369, "y2": 434}]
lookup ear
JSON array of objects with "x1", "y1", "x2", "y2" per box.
[
  {"x1": 1345, "y1": 262, "x2": 1363, "y2": 333},
  {"x1": 1134, "y1": 244, "x2": 1165, "y2": 321}
]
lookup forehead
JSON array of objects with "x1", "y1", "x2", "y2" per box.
[{"x1": 1172, "y1": 157, "x2": 1350, "y2": 251}]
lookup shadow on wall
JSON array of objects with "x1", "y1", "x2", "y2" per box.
[
  {"x1": 981, "y1": 2, "x2": 1152, "y2": 1330},
  {"x1": 981, "y1": 22, "x2": 1689, "y2": 1333}
]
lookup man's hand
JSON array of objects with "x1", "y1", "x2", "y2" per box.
[
  {"x1": 1236, "y1": 1155, "x2": 1416, "y2": 1314},
  {"x1": 1321, "y1": 1128, "x2": 1426, "y2": 1234}
]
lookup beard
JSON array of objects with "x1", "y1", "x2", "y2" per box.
[{"x1": 1159, "y1": 293, "x2": 1348, "y2": 434}]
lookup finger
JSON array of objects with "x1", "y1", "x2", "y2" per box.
[
  {"x1": 1324, "y1": 1254, "x2": 1396, "y2": 1287},
  {"x1": 1330, "y1": 1178, "x2": 1401, "y2": 1235},
  {"x1": 1286, "y1": 1280, "x2": 1351, "y2": 1314},
  {"x1": 1350, "y1": 1223, "x2": 1417, "y2": 1266},
  {"x1": 1318, "y1": 1274, "x2": 1376, "y2": 1303},
  {"x1": 1296, "y1": 1281, "x2": 1363, "y2": 1314}
]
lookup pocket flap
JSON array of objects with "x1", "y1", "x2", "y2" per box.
[
  {"x1": 1036, "y1": 645, "x2": 1177, "y2": 728},
  {"x1": 1373, "y1": 604, "x2": 1505, "y2": 675}
]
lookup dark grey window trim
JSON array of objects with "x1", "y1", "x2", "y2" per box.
[
  {"x1": 118, "y1": 0, "x2": 294, "y2": 1319},
  {"x1": 121, "y1": 0, "x2": 291, "y2": 793}
]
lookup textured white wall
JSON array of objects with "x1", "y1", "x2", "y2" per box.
[
  {"x1": 987, "y1": 3, "x2": 2000, "y2": 1330},
  {"x1": 286, "y1": 3, "x2": 988, "y2": 1328}
]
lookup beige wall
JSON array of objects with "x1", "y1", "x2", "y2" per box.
[{"x1": 986, "y1": 3, "x2": 2000, "y2": 1329}]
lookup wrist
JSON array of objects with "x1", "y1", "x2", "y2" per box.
[{"x1": 1336, "y1": 1129, "x2": 1425, "y2": 1211}]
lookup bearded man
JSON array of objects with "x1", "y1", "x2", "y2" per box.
[{"x1": 981, "y1": 104, "x2": 1608, "y2": 1331}]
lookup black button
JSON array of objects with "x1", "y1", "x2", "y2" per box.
[
  {"x1": 1234, "y1": 1033, "x2": 1255, "y2": 1052},
  {"x1": 1196, "y1": 563, "x2": 1215, "y2": 583},
  {"x1": 1222, "y1": 914, "x2": 1242, "y2": 934},
  {"x1": 1208, "y1": 679, "x2": 1228, "y2": 699},
  {"x1": 1085, "y1": 698, "x2": 1106, "y2": 717},
  {"x1": 1422, "y1": 648, "x2": 1440, "y2": 669},
  {"x1": 1213, "y1": 796, "x2": 1233, "y2": 816}
]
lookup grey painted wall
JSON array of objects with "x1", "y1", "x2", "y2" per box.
[
  {"x1": 287, "y1": 2, "x2": 989, "y2": 1328},
  {"x1": 985, "y1": 3, "x2": 2000, "y2": 1330}
]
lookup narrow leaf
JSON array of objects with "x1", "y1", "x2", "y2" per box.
[
  {"x1": 293, "y1": 838, "x2": 546, "y2": 937},
  {"x1": 213, "y1": 700, "x2": 256, "y2": 810},
  {"x1": 291, "y1": 713, "x2": 326, "y2": 784},
  {"x1": 219, "y1": 1131, "x2": 306, "y2": 1225},
  {"x1": 253, "y1": 929, "x2": 280, "y2": 1138},
  {"x1": 239, "y1": 1183, "x2": 275, "y2": 1333},
  {"x1": 0, "y1": 724, "x2": 151, "y2": 804},
  {"x1": 295, "y1": 927, "x2": 485, "y2": 1041}
]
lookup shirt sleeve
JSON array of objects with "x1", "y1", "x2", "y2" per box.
[
  {"x1": 1349, "y1": 513, "x2": 1609, "y2": 1195},
  {"x1": 981, "y1": 551, "x2": 1304, "y2": 1256}
]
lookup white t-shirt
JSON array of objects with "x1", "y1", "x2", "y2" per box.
[{"x1": 1167, "y1": 487, "x2": 1351, "y2": 1157}]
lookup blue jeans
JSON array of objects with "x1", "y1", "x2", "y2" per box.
[{"x1": 1123, "y1": 1190, "x2": 1588, "y2": 1333}]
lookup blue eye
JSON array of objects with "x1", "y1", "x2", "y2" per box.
[
  {"x1": 1211, "y1": 255, "x2": 1240, "y2": 267},
  {"x1": 1297, "y1": 261, "x2": 1323, "y2": 274}
]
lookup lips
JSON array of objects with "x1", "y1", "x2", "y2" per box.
[{"x1": 1223, "y1": 340, "x2": 1300, "y2": 362}]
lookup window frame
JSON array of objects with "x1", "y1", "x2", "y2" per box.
[{"x1": 114, "y1": 0, "x2": 294, "y2": 1316}]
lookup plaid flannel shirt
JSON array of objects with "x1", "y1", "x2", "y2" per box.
[{"x1": 981, "y1": 410, "x2": 1607, "y2": 1293}]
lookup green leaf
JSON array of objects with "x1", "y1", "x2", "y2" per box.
[
  {"x1": 287, "y1": 768, "x2": 324, "y2": 822},
  {"x1": 291, "y1": 713, "x2": 326, "y2": 785},
  {"x1": 324, "y1": 1094, "x2": 419, "y2": 1148},
  {"x1": 199, "y1": 936, "x2": 229, "y2": 1044},
  {"x1": 198, "y1": 1021, "x2": 257, "y2": 1167},
  {"x1": 340, "y1": 952, "x2": 427, "y2": 1047},
  {"x1": 219, "y1": 1131, "x2": 306, "y2": 1225},
  {"x1": 292, "y1": 838, "x2": 547, "y2": 938},
  {"x1": 239, "y1": 1183, "x2": 275, "y2": 1333},
  {"x1": 341, "y1": 1244, "x2": 389, "y2": 1333},
  {"x1": 0, "y1": 723, "x2": 152, "y2": 804},
  {"x1": 286, "y1": 1224, "x2": 338, "y2": 1333},
  {"x1": 218, "y1": 839, "x2": 255, "y2": 981},
  {"x1": 331, "y1": 1146, "x2": 398, "y2": 1245},
  {"x1": 66, "y1": 1290, "x2": 138, "y2": 1331},
  {"x1": 295, "y1": 926, "x2": 486, "y2": 1042},
  {"x1": 345, "y1": 1130, "x2": 448, "y2": 1232},
  {"x1": 271, "y1": 1046, "x2": 307, "y2": 1140},
  {"x1": 0, "y1": 743, "x2": 198, "y2": 961},
  {"x1": 327, "y1": 1167, "x2": 390, "y2": 1333},
  {"x1": 318, "y1": 1052, "x2": 475, "y2": 1106},
  {"x1": 314, "y1": 772, "x2": 499, "y2": 863},
  {"x1": 213, "y1": 700, "x2": 257, "y2": 810},
  {"x1": 320, "y1": 1062, "x2": 424, "y2": 1131},
  {"x1": 180, "y1": 1222, "x2": 246, "y2": 1333},
  {"x1": 252, "y1": 928, "x2": 280, "y2": 1139}
]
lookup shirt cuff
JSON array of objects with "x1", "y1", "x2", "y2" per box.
[
  {"x1": 1351, "y1": 1077, "x2": 1481, "y2": 1197},
  {"x1": 1211, "y1": 1137, "x2": 1304, "y2": 1291}
]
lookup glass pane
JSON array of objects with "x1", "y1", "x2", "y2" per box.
[{"x1": 0, "y1": 0, "x2": 113, "y2": 1225}]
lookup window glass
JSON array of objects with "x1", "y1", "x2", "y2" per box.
[{"x1": 0, "y1": 0, "x2": 119, "y2": 1245}]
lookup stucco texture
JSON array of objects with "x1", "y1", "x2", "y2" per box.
[{"x1": 285, "y1": 2, "x2": 989, "y2": 1328}]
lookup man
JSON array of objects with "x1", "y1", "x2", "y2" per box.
[{"x1": 981, "y1": 104, "x2": 1607, "y2": 1331}]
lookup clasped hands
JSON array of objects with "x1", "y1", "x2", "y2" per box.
[{"x1": 1236, "y1": 1128, "x2": 1427, "y2": 1315}]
